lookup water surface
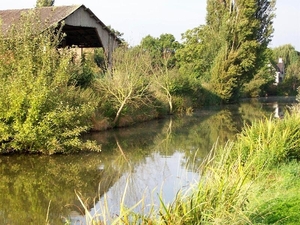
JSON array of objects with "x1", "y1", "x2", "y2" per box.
[{"x1": 0, "y1": 97, "x2": 296, "y2": 224}]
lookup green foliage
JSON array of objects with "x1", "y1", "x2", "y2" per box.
[
  {"x1": 242, "y1": 64, "x2": 275, "y2": 98},
  {"x1": 176, "y1": 25, "x2": 221, "y2": 80},
  {"x1": 0, "y1": 11, "x2": 99, "y2": 154},
  {"x1": 94, "y1": 47, "x2": 155, "y2": 126},
  {"x1": 209, "y1": 47, "x2": 240, "y2": 101},
  {"x1": 268, "y1": 44, "x2": 300, "y2": 94},
  {"x1": 36, "y1": 0, "x2": 54, "y2": 7},
  {"x1": 243, "y1": 48, "x2": 278, "y2": 97},
  {"x1": 69, "y1": 52, "x2": 100, "y2": 88},
  {"x1": 151, "y1": 52, "x2": 204, "y2": 113},
  {"x1": 139, "y1": 33, "x2": 207, "y2": 114},
  {"x1": 209, "y1": 0, "x2": 275, "y2": 101},
  {"x1": 178, "y1": 0, "x2": 276, "y2": 102},
  {"x1": 140, "y1": 33, "x2": 181, "y2": 69},
  {"x1": 249, "y1": 161, "x2": 300, "y2": 224},
  {"x1": 272, "y1": 44, "x2": 299, "y2": 68},
  {"x1": 283, "y1": 57, "x2": 300, "y2": 92},
  {"x1": 93, "y1": 48, "x2": 108, "y2": 72},
  {"x1": 234, "y1": 113, "x2": 300, "y2": 175}
]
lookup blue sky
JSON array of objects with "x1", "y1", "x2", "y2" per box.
[{"x1": 1, "y1": 0, "x2": 299, "y2": 50}]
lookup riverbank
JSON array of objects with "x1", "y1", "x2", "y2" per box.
[
  {"x1": 248, "y1": 161, "x2": 300, "y2": 224},
  {"x1": 171, "y1": 110, "x2": 300, "y2": 224},
  {"x1": 78, "y1": 107, "x2": 300, "y2": 224}
]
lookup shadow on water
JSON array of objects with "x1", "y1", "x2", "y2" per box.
[{"x1": 0, "y1": 96, "x2": 296, "y2": 224}]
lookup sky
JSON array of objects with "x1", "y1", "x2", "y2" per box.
[{"x1": 0, "y1": 0, "x2": 299, "y2": 50}]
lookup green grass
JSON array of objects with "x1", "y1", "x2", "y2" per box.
[
  {"x1": 154, "y1": 112, "x2": 300, "y2": 224},
  {"x1": 248, "y1": 161, "x2": 300, "y2": 225},
  {"x1": 73, "y1": 112, "x2": 300, "y2": 225}
]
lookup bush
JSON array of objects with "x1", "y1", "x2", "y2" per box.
[
  {"x1": 94, "y1": 47, "x2": 155, "y2": 126},
  {"x1": 0, "y1": 11, "x2": 99, "y2": 154}
]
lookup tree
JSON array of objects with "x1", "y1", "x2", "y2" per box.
[
  {"x1": 177, "y1": 0, "x2": 276, "y2": 102},
  {"x1": 208, "y1": 0, "x2": 276, "y2": 102},
  {"x1": 242, "y1": 58, "x2": 275, "y2": 97},
  {"x1": 176, "y1": 26, "x2": 220, "y2": 80},
  {"x1": 270, "y1": 44, "x2": 300, "y2": 92},
  {"x1": 140, "y1": 34, "x2": 181, "y2": 69},
  {"x1": 272, "y1": 44, "x2": 299, "y2": 68},
  {"x1": 140, "y1": 35, "x2": 161, "y2": 66},
  {"x1": 139, "y1": 34, "x2": 197, "y2": 114},
  {"x1": 94, "y1": 47, "x2": 153, "y2": 126},
  {"x1": 36, "y1": 0, "x2": 54, "y2": 7},
  {"x1": 285, "y1": 58, "x2": 300, "y2": 91}
]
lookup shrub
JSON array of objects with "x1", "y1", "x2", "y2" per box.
[
  {"x1": 0, "y1": 11, "x2": 99, "y2": 154},
  {"x1": 94, "y1": 47, "x2": 155, "y2": 126}
]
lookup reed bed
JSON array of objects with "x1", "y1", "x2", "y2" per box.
[{"x1": 72, "y1": 112, "x2": 300, "y2": 225}]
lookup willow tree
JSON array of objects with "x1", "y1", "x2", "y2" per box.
[
  {"x1": 207, "y1": 0, "x2": 276, "y2": 101},
  {"x1": 272, "y1": 44, "x2": 299, "y2": 68},
  {"x1": 273, "y1": 45, "x2": 300, "y2": 91}
]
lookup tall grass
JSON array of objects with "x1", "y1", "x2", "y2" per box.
[
  {"x1": 168, "y1": 112, "x2": 300, "y2": 224},
  {"x1": 235, "y1": 113, "x2": 300, "y2": 172},
  {"x1": 73, "y1": 142, "x2": 253, "y2": 224},
  {"x1": 74, "y1": 110, "x2": 300, "y2": 224},
  {"x1": 248, "y1": 161, "x2": 300, "y2": 224},
  {"x1": 153, "y1": 142, "x2": 254, "y2": 225}
]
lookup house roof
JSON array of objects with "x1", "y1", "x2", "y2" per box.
[
  {"x1": 0, "y1": 5, "x2": 121, "y2": 48},
  {"x1": 276, "y1": 62, "x2": 284, "y2": 74}
]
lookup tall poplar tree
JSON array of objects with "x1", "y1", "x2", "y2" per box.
[
  {"x1": 207, "y1": 0, "x2": 276, "y2": 101},
  {"x1": 177, "y1": 0, "x2": 276, "y2": 102}
]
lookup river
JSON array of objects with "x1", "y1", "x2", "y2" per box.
[{"x1": 0, "y1": 97, "x2": 296, "y2": 225}]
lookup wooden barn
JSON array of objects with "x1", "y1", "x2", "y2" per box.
[{"x1": 0, "y1": 5, "x2": 121, "y2": 61}]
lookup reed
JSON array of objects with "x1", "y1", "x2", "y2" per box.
[
  {"x1": 155, "y1": 112, "x2": 300, "y2": 224},
  {"x1": 236, "y1": 113, "x2": 300, "y2": 173},
  {"x1": 155, "y1": 142, "x2": 253, "y2": 225},
  {"x1": 72, "y1": 111, "x2": 300, "y2": 224}
]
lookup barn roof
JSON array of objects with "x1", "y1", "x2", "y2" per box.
[{"x1": 0, "y1": 5, "x2": 121, "y2": 48}]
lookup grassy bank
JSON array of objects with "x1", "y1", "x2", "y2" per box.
[
  {"x1": 249, "y1": 161, "x2": 300, "y2": 224},
  {"x1": 160, "y1": 111, "x2": 300, "y2": 224},
  {"x1": 74, "y1": 110, "x2": 300, "y2": 224}
]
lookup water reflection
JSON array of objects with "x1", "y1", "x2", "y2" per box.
[
  {"x1": 0, "y1": 154, "x2": 108, "y2": 225},
  {"x1": 0, "y1": 97, "x2": 296, "y2": 224}
]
